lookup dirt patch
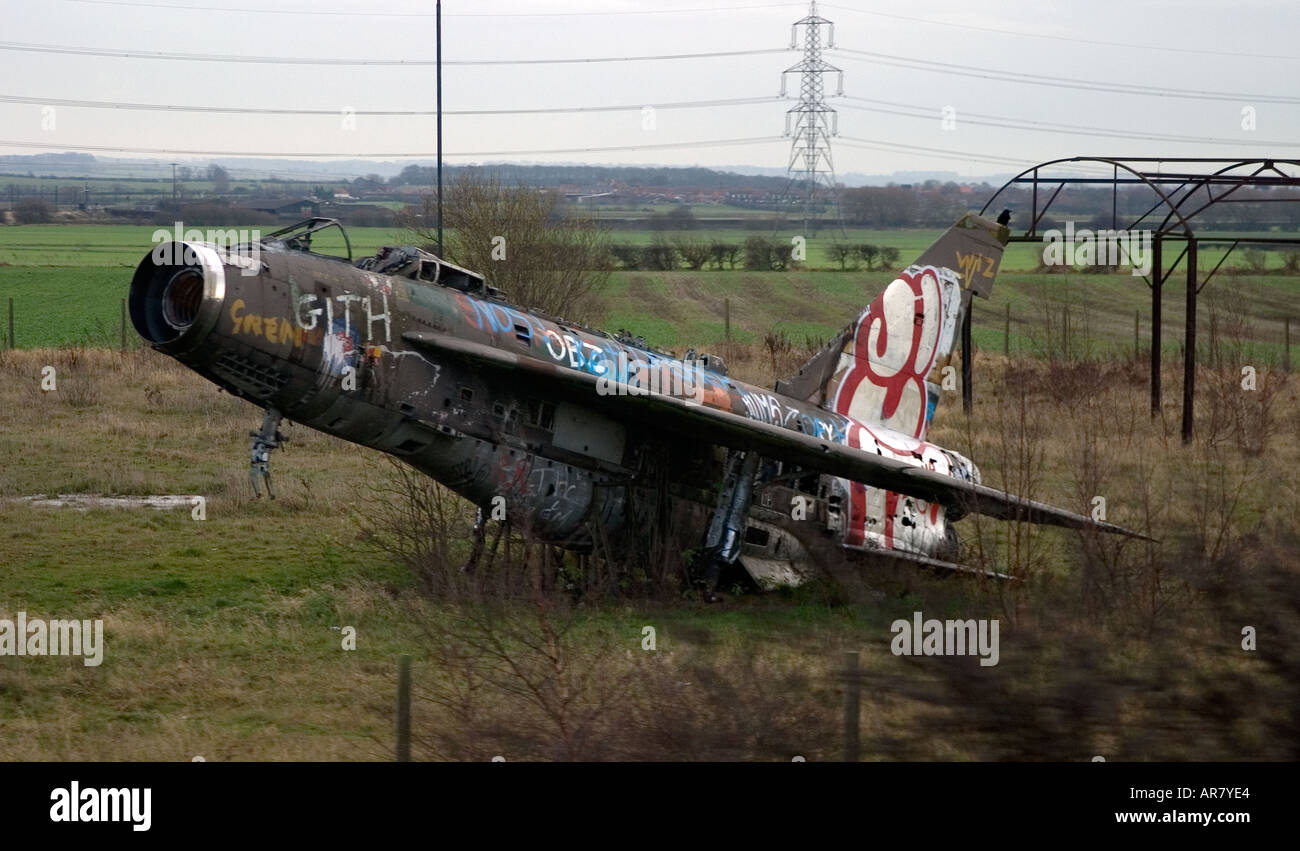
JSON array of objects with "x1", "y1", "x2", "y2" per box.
[{"x1": 8, "y1": 493, "x2": 200, "y2": 511}]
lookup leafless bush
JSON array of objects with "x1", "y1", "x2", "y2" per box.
[
  {"x1": 960, "y1": 374, "x2": 1052, "y2": 626},
  {"x1": 763, "y1": 328, "x2": 794, "y2": 375},
  {"x1": 409, "y1": 590, "x2": 633, "y2": 760},
  {"x1": 51, "y1": 347, "x2": 102, "y2": 407},
  {"x1": 1204, "y1": 277, "x2": 1255, "y2": 369},
  {"x1": 356, "y1": 457, "x2": 486, "y2": 599},
  {"x1": 407, "y1": 606, "x2": 841, "y2": 761},
  {"x1": 1024, "y1": 287, "x2": 1096, "y2": 364},
  {"x1": 1236, "y1": 247, "x2": 1268, "y2": 274}
]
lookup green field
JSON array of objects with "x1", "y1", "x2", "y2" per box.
[
  {"x1": 0, "y1": 224, "x2": 406, "y2": 267},
  {"x1": 0, "y1": 225, "x2": 413, "y2": 348},
  {"x1": 3, "y1": 223, "x2": 1294, "y2": 367},
  {"x1": 7, "y1": 222, "x2": 1297, "y2": 270}
]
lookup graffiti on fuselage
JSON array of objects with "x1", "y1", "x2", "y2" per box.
[
  {"x1": 449, "y1": 288, "x2": 905, "y2": 453},
  {"x1": 838, "y1": 420, "x2": 980, "y2": 555},
  {"x1": 736, "y1": 387, "x2": 848, "y2": 443},
  {"x1": 229, "y1": 298, "x2": 323, "y2": 347},
  {"x1": 294, "y1": 290, "x2": 392, "y2": 345},
  {"x1": 445, "y1": 287, "x2": 979, "y2": 557},
  {"x1": 450, "y1": 291, "x2": 733, "y2": 403},
  {"x1": 284, "y1": 278, "x2": 393, "y2": 378}
]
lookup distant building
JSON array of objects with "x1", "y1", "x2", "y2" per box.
[{"x1": 239, "y1": 197, "x2": 320, "y2": 218}]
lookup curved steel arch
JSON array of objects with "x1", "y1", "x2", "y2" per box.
[
  {"x1": 1154, "y1": 158, "x2": 1300, "y2": 235},
  {"x1": 968, "y1": 156, "x2": 1300, "y2": 442},
  {"x1": 979, "y1": 155, "x2": 1197, "y2": 235}
]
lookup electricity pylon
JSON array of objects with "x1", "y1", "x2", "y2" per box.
[{"x1": 781, "y1": 1, "x2": 844, "y2": 236}]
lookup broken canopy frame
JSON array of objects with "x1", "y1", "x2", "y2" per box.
[{"x1": 977, "y1": 157, "x2": 1300, "y2": 442}]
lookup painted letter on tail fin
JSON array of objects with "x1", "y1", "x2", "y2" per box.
[{"x1": 775, "y1": 213, "x2": 1008, "y2": 440}]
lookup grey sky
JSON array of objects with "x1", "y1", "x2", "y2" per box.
[{"x1": 1, "y1": 0, "x2": 1297, "y2": 179}]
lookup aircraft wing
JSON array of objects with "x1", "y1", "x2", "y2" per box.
[{"x1": 403, "y1": 331, "x2": 1152, "y2": 541}]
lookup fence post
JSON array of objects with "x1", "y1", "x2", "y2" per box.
[
  {"x1": 724, "y1": 297, "x2": 731, "y2": 362},
  {"x1": 1284, "y1": 315, "x2": 1294, "y2": 374},
  {"x1": 7, "y1": 297, "x2": 12, "y2": 349},
  {"x1": 1004, "y1": 303, "x2": 1010, "y2": 357},
  {"x1": 843, "y1": 650, "x2": 860, "y2": 762},
  {"x1": 396, "y1": 654, "x2": 411, "y2": 762},
  {"x1": 1063, "y1": 304, "x2": 1071, "y2": 361}
]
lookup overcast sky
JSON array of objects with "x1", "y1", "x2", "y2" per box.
[{"x1": 1, "y1": 0, "x2": 1298, "y2": 180}]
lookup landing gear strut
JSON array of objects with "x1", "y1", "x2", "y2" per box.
[
  {"x1": 249, "y1": 407, "x2": 285, "y2": 499},
  {"x1": 696, "y1": 450, "x2": 759, "y2": 601}
]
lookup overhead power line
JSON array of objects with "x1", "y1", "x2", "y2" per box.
[
  {"x1": 837, "y1": 136, "x2": 1033, "y2": 169},
  {"x1": 830, "y1": 48, "x2": 1300, "y2": 105},
  {"x1": 837, "y1": 137, "x2": 1120, "y2": 176},
  {"x1": 0, "y1": 136, "x2": 785, "y2": 159},
  {"x1": 64, "y1": 0, "x2": 802, "y2": 18},
  {"x1": 0, "y1": 93, "x2": 782, "y2": 117},
  {"x1": 0, "y1": 41, "x2": 787, "y2": 66},
  {"x1": 821, "y1": 3, "x2": 1300, "y2": 62},
  {"x1": 839, "y1": 97, "x2": 1300, "y2": 149},
  {"x1": 448, "y1": 48, "x2": 788, "y2": 66}
]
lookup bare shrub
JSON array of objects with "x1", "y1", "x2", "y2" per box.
[
  {"x1": 406, "y1": 604, "x2": 841, "y2": 761},
  {"x1": 14, "y1": 198, "x2": 51, "y2": 224},
  {"x1": 51, "y1": 347, "x2": 102, "y2": 407},
  {"x1": 356, "y1": 457, "x2": 485, "y2": 598},
  {"x1": 763, "y1": 328, "x2": 793, "y2": 375}
]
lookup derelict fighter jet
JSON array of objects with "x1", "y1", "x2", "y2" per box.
[{"x1": 129, "y1": 214, "x2": 1145, "y2": 592}]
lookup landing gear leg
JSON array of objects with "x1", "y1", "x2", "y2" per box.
[
  {"x1": 249, "y1": 407, "x2": 284, "y2": 500},
  {"x1": 697, "y1": 450, "x2": 760, "y2": 601}
]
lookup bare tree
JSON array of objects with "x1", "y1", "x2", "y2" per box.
[
  {"x1": 856, "y1": 243, "x2": 879, "y2": 270},
  {"x1": 828, "y1": 241, "x2": 858, "y2": 270},
  {"x1": 405, "y1": 174, "x2": 611, "y2": 324},
  {"x1": 206, "y1": 164, "x2": 231, "y2": 194},
  {"x1": 674, "y1": 238, "x2": 712, "y2": 271},
  {"x1": 14, "y1": 197, "x2": 51, "y2": 224}
]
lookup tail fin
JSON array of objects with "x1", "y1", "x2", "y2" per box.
[{"x1": 775, "y1": 213, "x2": 1008, "y2": 440}]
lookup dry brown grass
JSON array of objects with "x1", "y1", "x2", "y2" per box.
[{"x1": 0, "y1": 331, "x2": 1296, "y2": 760}]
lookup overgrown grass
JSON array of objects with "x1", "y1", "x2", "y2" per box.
[{"x1": 0, "y1": 300, "x2": 1296, "y2": 758}]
